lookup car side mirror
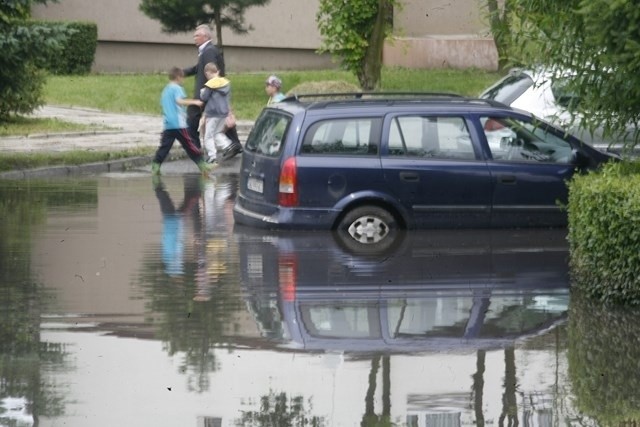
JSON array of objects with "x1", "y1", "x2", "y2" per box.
[{"x1": 571, "y1": 148, "x2": 589, "y2": 168}]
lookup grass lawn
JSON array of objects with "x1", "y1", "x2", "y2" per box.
[{"x1": 43, "y1": 67, "x2": 502, "y2": 121}]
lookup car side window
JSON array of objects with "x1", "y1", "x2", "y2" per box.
[
  {"x1": 301, "y1": 118, "x2": 380, "y2": 155},
  {"x1": 481, "y1": 116, "x2": 573, "y2": 163},
  {"x1": 388, "y1": 116, "x2": 475, "y2": 160}
]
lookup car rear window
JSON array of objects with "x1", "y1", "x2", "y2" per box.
[
  {"x1": 300, "y1": 117, "x2": 381, "y2": 155},
  {"x1": 245, "y1": 110, "x2": 291, "y2": 157},
  {"x1": 481, "y1": 72, "x2": 534, "y2": 106}
]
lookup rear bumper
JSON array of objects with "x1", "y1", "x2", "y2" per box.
[{"x1": 233, "y1": 196, "x2": 338, "y2": 229}]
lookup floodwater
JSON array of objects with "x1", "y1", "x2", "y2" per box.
[{"x1": 1, "y1": 170, "x2": 638, "y2": 427}]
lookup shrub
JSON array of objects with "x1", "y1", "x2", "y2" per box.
[
  {"x1": 32, "y1": 20, "x2": 97, "y2": 75},
  {"x1": 567, "y1": 161, "x2": 640, "y2": 304},
  {"x1": 0, "y1": 64, "x2": 47, "y2": 118},
  {"x1": 0, "y1": 18, "x2": 66, "y2": 119}
]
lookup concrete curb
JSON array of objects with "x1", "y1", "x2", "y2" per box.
[
  {"x1": 0, "y1": 152, "x2": 242, "y2": 180},
  {"x1": 0, "y1": 156, "x2": 155, "y2": 180}
]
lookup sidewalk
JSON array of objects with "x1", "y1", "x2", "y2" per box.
[{"x1": 0, "y1": 105, "x2": 252, "y2": 179}]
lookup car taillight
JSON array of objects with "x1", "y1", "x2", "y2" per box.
[{"x1": 278, "y1": 157, "x2": 298, "y2": 207}]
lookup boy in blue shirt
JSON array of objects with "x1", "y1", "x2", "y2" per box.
[{"x1": 152, "y1": 67, "x2": 214, "y2": 176}]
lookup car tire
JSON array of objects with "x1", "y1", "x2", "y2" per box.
[{"x1": 336, "y1": 205, "x2": 399, "y2": 249}]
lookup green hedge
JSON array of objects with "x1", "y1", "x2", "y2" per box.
[
  {"x1": 567, "y1": 161, "x2": 640, "y2": 305},
  {"x1": 32, "y1": 20, "x2": 97, "y2": 75}
]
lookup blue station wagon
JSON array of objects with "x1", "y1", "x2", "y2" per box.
[{"x1": 233, "y1": 93, "x2": 616, "y2": 247}]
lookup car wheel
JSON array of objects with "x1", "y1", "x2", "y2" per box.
[{"x1": 337, "y1": 205, "x2": 398, "y2": 246}]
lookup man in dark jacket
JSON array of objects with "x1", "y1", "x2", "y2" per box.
[{"x1": 183, "y1": 24, "x2": 242, "y2": 154}]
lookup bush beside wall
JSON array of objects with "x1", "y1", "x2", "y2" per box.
[
  {"x1": 31, "y1": 21, "x2": 97, "y2": 75},
  {"x1": 568, "y1": 161, "x2": 640, "y2": 305}
]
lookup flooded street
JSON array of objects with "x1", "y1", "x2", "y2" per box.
[{"x1": 1, "y1": 170, "x2": 638, "y2": 426}]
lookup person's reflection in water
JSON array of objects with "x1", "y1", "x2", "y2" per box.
[
  {"x1": 194, "y1": 175, "x2": 236, "y2": 302},
  {"x1": 153, "y1": 175, "x2": 203, "y2": 280},
  {"x1": 153, "y1": 175, "x2": 235, "y2": 302}
]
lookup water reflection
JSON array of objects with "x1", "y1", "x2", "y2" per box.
[
  {"x1": 153, "y1": 174, "x2": 236, "y2": 301},
  {"x1": 568, "y1": 291, "x2": 640, "y2": 425},
  {"x1": 237, "y1": 226, "x2": 571, "y2": 352},
  {"x1": 0, "y1": 180, "x2": 94, "y2": 426},
  {"x1": 0, "y1": 174, "x2": 637, "y2": 425},
  {"x1": 143, "y1": 174, "x2": 242, "y2": 392}
]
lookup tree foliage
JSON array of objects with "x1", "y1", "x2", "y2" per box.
[
  {"x1": 0, "y1": 0, "x2": 67, "y2": 121},
  {"x1": 317, "y1": 0, "x2": 396, "y2": 91},
  {"x1": 139, "y1": 0, "x2": 270, "y2": 48},
  {"x1": 511, "y1": 0, "x2": 640, "y2": 146}
]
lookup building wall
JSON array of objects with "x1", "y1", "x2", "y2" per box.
[
  {"x1": 394, "y1": 0, "x2": 490, "y2": 36},
  {"x1": 94, "y1": 42, "x2": 334, "y2": 73},
  {"x1": 386, "y1": 0, "x2": 498, "y2": 70},
  {"x1": 31, "y1": 0, "x2": 498, "y2": 72},
  {"x1": 383, "y1": 36, "x2": 498, "y2": 70}
]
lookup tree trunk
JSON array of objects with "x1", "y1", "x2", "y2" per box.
[
  {"x1": 359, "y1": 0, "x2": 392, "y2": 90},
  {"x1": 213, "y1": 7, "x2": 223, "y2": 49}
]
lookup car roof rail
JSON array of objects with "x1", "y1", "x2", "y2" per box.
[
  {"x1": 284, "y1": 91, "x2": 466, "y2": 103},
  {"x1": 463, "y1": 97, "x2": 512, "y2": 108},
  {"x1": 278, "y1": 92, "x2": 513, "y2": 111}
]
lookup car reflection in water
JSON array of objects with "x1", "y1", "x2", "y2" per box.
[{"x1": 236, "y1": 226, "x2": 570, "y2": 353}]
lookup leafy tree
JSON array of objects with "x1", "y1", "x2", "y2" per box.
[
  {"x1": 510, "y1": 0, "x2": 640, "y2": 146},
  {"x1": 139, "y1": 0, "x2": 270, "y2": 49},
  {"x1": 317, "y1": 0, "x2": 396, "y2": 91},
  {"x1": 0, "y1": 0, "x2": 66, "y2": 121}
]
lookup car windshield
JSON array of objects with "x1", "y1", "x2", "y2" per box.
[
  {"x1": 245, "y1": 109, "x2": 291, "y2": 157},
  {"x1": 481, "y1": 72, "x2": 534, "y2": 106}
]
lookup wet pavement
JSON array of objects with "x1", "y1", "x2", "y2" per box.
[{"x1": 2, "y1": 171, "x2": 638, "y2": 426}]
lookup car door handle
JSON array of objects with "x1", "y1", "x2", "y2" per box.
[
  {"x1": 498, "y1": 174, "x2": 517, "y2": 184},
  {"x1": 399, "y1": 172, "x2": 420, "y2": 182}
]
